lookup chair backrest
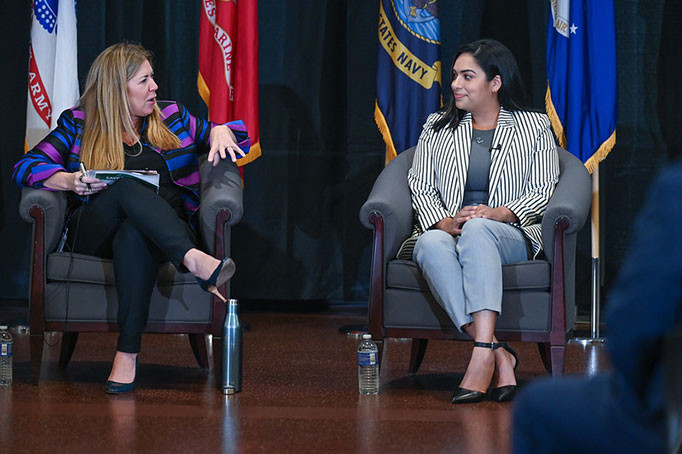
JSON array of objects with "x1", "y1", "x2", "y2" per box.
[{"x1": 391, "y1": 146, "x2": 416, "y2": 171}]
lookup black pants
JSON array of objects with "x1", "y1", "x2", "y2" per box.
[{"x1": 67, "y1": 178, "x2": 197, "y2": 353}]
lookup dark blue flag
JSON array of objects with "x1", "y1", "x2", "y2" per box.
[
  {"x1": 546, "y1": 0, "x2": 617, "y2": 172},
  {"x1": 375, "y1": 0, "x2": 442, "y2": 164}
]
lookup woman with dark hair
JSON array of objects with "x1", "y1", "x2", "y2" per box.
[
  {"x1": 13, "y1": 43, "x2": 250, "y2": 394},
  {"x1": 405, "y1": 39, "x2": 559, "y2": 403}
]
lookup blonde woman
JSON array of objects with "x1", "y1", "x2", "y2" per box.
[{"x1": 13, "y1": 43, "x2": 250, "y2": 394}]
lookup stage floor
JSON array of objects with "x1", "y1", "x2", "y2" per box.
[{"x1": 0, "y1": 311, "x2": 609, "y2": 453}]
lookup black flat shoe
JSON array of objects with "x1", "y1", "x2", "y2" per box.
[
  {"x1": 451, "y1": 387, "x2": 487, "y2": 404},
  {"x1": 105, "y1": 357, "x2": 138, "y2": 395},
  {"x1": 195, "y1": 257, "x2": 236, "y2": 302},
  {"x1": 489, "y1": 342, "x2": 519, "y2": 402},
  {"x1": 488, "y1": 384, "x2": 517, "y2": 402}
]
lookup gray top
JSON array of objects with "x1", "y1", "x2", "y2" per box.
[{"x1": 462, "y1": 128, "x2": 494, "y2": 206}]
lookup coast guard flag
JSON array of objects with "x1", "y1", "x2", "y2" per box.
[
  {"x1": 26, "y1": 0, "x2": 79, "y2": 150},
  {"x1": 198, "y1": 0, "x2": 261, "y2": 167},
  {"x1": 546, "y1": 0, "x2": 617, "y2": 173},
  {"x1": 375, "y1": 0, "x2": 441, "y2": 164}
]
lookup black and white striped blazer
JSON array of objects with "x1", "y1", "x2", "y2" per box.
[{"x1": 405, "y1": 107, "x2": 559, "y2": 258}]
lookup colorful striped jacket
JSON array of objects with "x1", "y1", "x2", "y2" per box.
[{"x1": 13, "y1": 100, "x2": 250, "y2": 228}]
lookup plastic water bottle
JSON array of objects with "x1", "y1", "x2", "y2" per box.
[
  {"x1": 0, "y1": 326, "x2": 12, "y2": 386},
  {"x1": 222, "y1": 299, "x2": 242, "y2": 394},
  {"x1": 358, "y1": 333, "x2": 379, "y2": 394}
]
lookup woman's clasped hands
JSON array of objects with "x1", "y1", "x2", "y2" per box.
[
  {"x1": 207, "y1": 124, "x2": 245, "y2": 166},
  {"x1": 435, "y1": 204, "x2": 518, "y2": 236}
]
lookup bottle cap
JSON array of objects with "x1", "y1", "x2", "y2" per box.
[{"x1": 362, "y1": 333, "x2": 371, "y2": 339}]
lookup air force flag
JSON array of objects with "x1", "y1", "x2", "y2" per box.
[
  {"x1": 546, "y1": 0, "x2": 617, "y2": 172},
  {"x1": 375, "y1": 0, "x2": 441, "y2": 164}
]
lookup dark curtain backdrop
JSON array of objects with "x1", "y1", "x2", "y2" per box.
[{"x1": 0, "y1": 1, "x2": 679, "y2": 318}]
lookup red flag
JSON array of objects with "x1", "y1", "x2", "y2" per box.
[{"x1": 198, "y1": 0, "x2": 260, "y2": 166}]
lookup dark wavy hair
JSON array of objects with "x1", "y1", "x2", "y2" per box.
[{"x1": 433, "y1": 39, "x2": 531, "y2": 132}]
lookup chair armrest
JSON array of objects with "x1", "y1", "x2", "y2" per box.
[
  {"x1": 359, "y1": 149, "x2": 415, "y2": 260},
  {"x1": 542, "y1": 149, "x2": 591, "y2": 261},
  {"x1": 19, "y1": 188, "x2": 68, "y2": 255},
  {"x1": 199, "y1": 157, "x2": 243, "y2": 255}
]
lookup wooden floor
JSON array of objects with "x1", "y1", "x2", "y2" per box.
[{"x1": 0, "y1": 310, "x2": 609, "y2": 453}]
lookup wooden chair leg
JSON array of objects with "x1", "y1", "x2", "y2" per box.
[
  {"x1": 188, "y1": 334, "x2": 209, "y2": 369},
  {"x1": 59, "y1": 332, "x2": 79, "y2": 369},
  {"x1": 30, "y1": 333, "x2": 44, "y2": 385},
  {"x1": 550, "y1": 345, "x2": 566, "y2": 377},
  {"x1": 537, "y1": 342, "x2": 552, "y2": 374},
  {"x1": 408, "y1": 339, "x2": 428, "y2": 375}
]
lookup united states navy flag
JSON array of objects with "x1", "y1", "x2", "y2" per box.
[
  {"x1": 546, "y1": 0, "x2": 617, "y2": 172},
  {"x1": 375, "y1": 0, "x2": 441, "y2": 164}
]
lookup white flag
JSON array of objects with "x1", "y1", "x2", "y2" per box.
[{"x1": 26, "y1": 0, "x2": 79, "y2": 150}]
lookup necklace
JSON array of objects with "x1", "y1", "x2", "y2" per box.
[{"x1": 124, "y1": 141, "x2": 143, "y2": 157}]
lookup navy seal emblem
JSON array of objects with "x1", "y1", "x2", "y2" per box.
[{"x1": 393, "y1": 0, "x2": 440, "y2": 44}]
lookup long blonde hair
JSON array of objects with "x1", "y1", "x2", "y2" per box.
[{"x1": 79, "y1": 43, "x2": 181, "y2": 170}]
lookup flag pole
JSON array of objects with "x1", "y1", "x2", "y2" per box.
[
  {"x1": 572, "y1": 163, "x2": 606, "y2": 346},
  {"x1": 589, "y1": 164, "x2": 605, "y2": 341},
  {"x1": 570, "y1": 163, "x2": 606, "y2": 348}
]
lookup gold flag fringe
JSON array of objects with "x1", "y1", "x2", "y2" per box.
[
  {"x1": 197, "y1": 72, "x2": 211, "y2": 110},
  {"x1": 584, "y1": 130, "x2": 616, "y2": 174},
  {"x1": 236, "y1": 142, "x2": 261, "y2": 166},
  {"x1": 545, "y1": 84, "x2": 616, "y2": 175},
  {"x1": 374, "y1": 100, "x2": 397, "y2": 166},
  {"x1": 545, "y1": 85, "x2": 567, "y2": 149}
]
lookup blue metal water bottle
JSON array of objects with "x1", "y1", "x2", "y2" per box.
[{"x1": 222, "y1": 298, "x2": 242, "y2": 394}]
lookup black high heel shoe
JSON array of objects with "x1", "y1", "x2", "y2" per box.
[
  {"x1": 489, "y1": 342, "x2": 519, "y2": 402},
  {"x1": 195, "y1": 257, "x2": 236, "y2": 303},
  {"x1": 105, "y1": 356, "x2": 139, "y2": 395},
  {"x1": 451, "y1": 341, "x2": 497, "y2": 404}
]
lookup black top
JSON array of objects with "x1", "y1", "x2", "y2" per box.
[{"x1": 123, "y1": 142, "x2": 185, "y2": 218}]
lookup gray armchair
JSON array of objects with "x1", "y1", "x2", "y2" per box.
[
  {"x1": 359, "y1": 146, "x2": 591, "y2": 377},
  {"x1": 18, "y1": 157, "x2": 243, "y2": 386}
]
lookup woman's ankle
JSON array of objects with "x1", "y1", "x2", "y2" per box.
[
  {"x1": 460, "y1": 346, "x2": 495, "y2": 390},
  {"x1": 493, "y1": 349, "x2": 516, "y2": 387},
  {"x1": 108, "y1": 352, "x2": 138, "y2": 382}
]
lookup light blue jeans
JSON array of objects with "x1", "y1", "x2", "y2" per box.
[{"x1": 413, "y1": 217, "x2": 529, "y2": 331}]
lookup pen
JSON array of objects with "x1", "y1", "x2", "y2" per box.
[{"x1": 79, "y1": 162, "x2": 91, "y2": 192}]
